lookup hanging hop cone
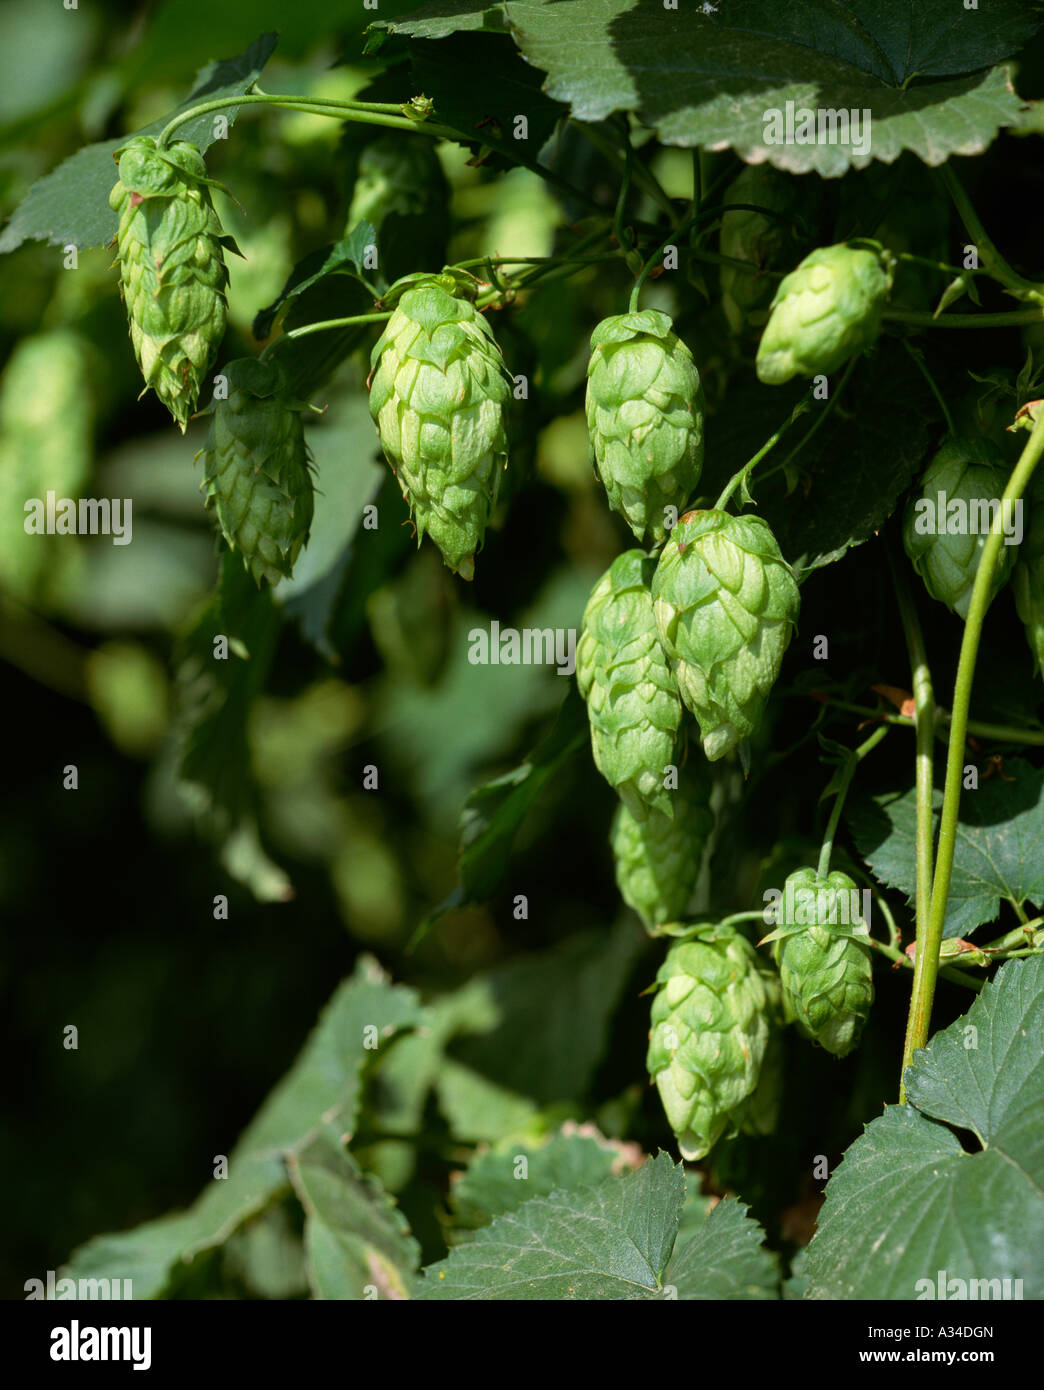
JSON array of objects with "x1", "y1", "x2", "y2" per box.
[
  {"x1": 109, "y1": 136, "x2": 236, "y2": 430},
  {"x1": 576, "y1": 549, "x2": 685, "y2": 820},
  {"x1": 903, "y1": 436, "x2": 1016, "y2": 620},
  {"x1": 647, "y1": 924, "x2": 775, "y2": 1161},
  {"x1": 585, "y1": 310, "x2": 704, "y2": 545},
  {"x1": 368, "y1": 271, "x2": 511, "y2": 580},
  {"x1": 652, "y1": 510, "x2": 800, "y2": 761},
  {"x1": 755, "y1": 240, "x2": 894, "y2": 385},
  {"x1": 718, "y1": 164, "x2": 813, "y2": 335},
  {"x1": 610, "y1": 761, "x2": 714, "y2": 932},
  {"x1": 195, "y1": 358, "x2": 314, "y2": 586},
  {"x1": 768, "y1": 867, "x2": 874, "y2": 1057}
]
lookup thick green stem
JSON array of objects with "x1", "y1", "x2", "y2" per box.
[
  {"x1": 900, "y1": 410, "x2": 1044, "y2": 1094},
  {"x1": 816, "y1": 725, "x2": 890, "y2": 879},
  {"x1": 259, "y1": 312, "x2": 391, "y2": 360},
  {"x1": 157, "y1": 93, "x2": 462, "y2": 148},
  {"x1": 888, "y1": 537, "x2": 937, "y2": 960}
]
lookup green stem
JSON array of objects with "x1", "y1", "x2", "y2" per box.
[
  {"x1": 980, "y1": 920, "x2": 1043, "y2": 951},
  {"x1": 816, "y1": 725, "x2": 890, "y2": 879},
  {"x1": 900, "y1": 409, "x2": 1044, "y2": 1094},
  {"x1": 612, "y1": 146, "x2": 635, "y2": 254},
  {"x1": 866, "y1": 936, "x2": 984, "y2": 992},
  {"x1": 887, "y1": 536, "x2": 937, "y2": 960},
  {"x1": 883, "y1": 306, "x2": 1044, "y2": 328},
  {"x1": 755, "y1": 356, "x2": 859, "y2": 493},
  {"x1": 157, "y1": 92, "x2": 463, "y2": 148},
  {"x1": 901, "y1": 339, "x2": 955, "y2": 433},
  {"x1": 938, "y1": 164, "x2": 1044, "y2": 306},
  {"x1": 719, "y1": 910, "x2": 773, "y2": 930},
  {"x1": 714, "y1": 386, "x2": 815, "y2": 510},
  {"x1": 628, "y1": 209, "x2": 702, "y2": 311},
  {"x1": 259, "y1": 311, "x2": 391, "y2": 359},
  {"x1": 895, "y1": 250, "x2": 980, "y2": 278},
  {"x1": 577, "y1": 118, "x2": 677, "y2": 222},
  {"x1": 812, "y1": 694, "x2": 1044, "y2": 747}
]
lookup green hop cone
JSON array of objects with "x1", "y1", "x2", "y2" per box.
[
  {"x1": 902, "y1": 436, "x2": 1016, "y2": 620},
  {"x1": 718, "y1": 164, "x2": 812, "y2": 335},
  {"x1": 755, "y1": 240, "x2": 894, "y2": 385},
  {"x1": 646, "y1": 924, "x2": 773, "y2": 1160},
  {"x1": 652, "y1": 509, "x2": 800, "y2": 761},
  {"x1": 576, "y1": 549, "x2": 685, "y2": 819},
  {"x1": 368, "y1": 272, "x2": 510, "y2": 579},
  {"x1": 109, "y1": 135, "x2": 236, "y2": 430},
  {"x1": 585, "y1": 310, "x2": 704, "y2": 545},
  {"x1": 773, "y1": 868, "x2": 874, "y2": 1057},
  {"x1": 195, "y1": 358, "x2": 314, "y2": 586},
  {"x1": 610, "y1": 762, "x2": 714, "y2": 931}
]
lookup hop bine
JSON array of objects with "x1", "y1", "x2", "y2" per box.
[
  {"x1": 368, "y1": 270, "x2": 511, "y2": 580},
  {"x1": 652, "y1": 509, "x2": 800, "y2": 762},
  {"x1": 765, "y1": 867, "x2": 874, "y2": 1057},
  {"x1": 585, "y1": 310, "x2": 703, "y2": 545},
  {"x1": 755, "y1": 240, "x2": 894, "y2": 385},
  {"x1": 195, "y1": 358, "x2": 314, "y2": 587},
  {"x1": 109, "y1": 135, "x2": 238, "y2": 430},
  {"x1": 647, "y1": 924, "x2": 777, "y2": 1160},
  {"x1": 903, "y1": 436, "x2": 1016, "y2": 620},
  {"x1": 576, "y1": 549, "x2": 685, "y2": 820},
  {"x1": 611, "y1": 761, "x2": 714, "y2": 931}
]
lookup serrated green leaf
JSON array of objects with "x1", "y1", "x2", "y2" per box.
[
  {"x1": 848, "y1": 758, "x2": 1044, "y2": 937},
  {"x1": 662, "y1": 1197, "x2": 779, "y2": 1300},
  {"x1": 449, "y1": 1130, "x2": 625, "y2": 1230},
  {"x1": 0, "y1": 34, "x2": 277, "y2": 253},
  {"x1": 804, "y1": 955, "x2": 1044, "y2": 1299},
  {"x1": 252, "y1": 223, "x2": 380, "y2": 340}
]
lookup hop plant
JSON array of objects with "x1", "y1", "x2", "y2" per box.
[
  {"x1": 576, "y1": 549, "x2": 685, "y2": 820},
  {"x1": 109, "y1": 135, "x2": 236, "y2": 430},
  {"x1": 195, "y1": 358, "x2": 314, "y2": 586},
  {"x1": 368, "y1": 271, "x2": 511, "y2": 580},
  {"x1": 771, "y1": 867, "x2": 874, "y2": 1057},
  {"x1": 903, "y1": 436, "x2": 1016, "y2": 620},
  {"x1": 718, "y1": 164, "x2": 812, "y2": 335},
  {"x1": 610, "y1": 762, "x2": 714, "y2": 931},
  {"x1": 652, "y1": 509, "x2": 800, "y2": 761},
  {"x1": 585, "y1": 310, "x2": 704, "y2": 544},
  {"x1": 346, "y1": 133, "x2": 450, "y2": 283},
  {"x1": 755, "y1": 240, "x2": 894, "y2": 385},
  {"x1": 646, "y1": 924, "x2": 774, "y2": 1160},
  {"x1": 1013, "y1": 490, "x2": 1044, "y2": 675}
]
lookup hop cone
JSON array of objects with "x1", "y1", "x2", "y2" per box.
[
  {"x1": 196, "y1": 358, "x2": 314, "y2": 586},
  {"x1": 346, "y1": 133, "x2": 449, "y2": 283},
  {"x1": 576, "y1": 549, "x2": 685, "y2": 819},
  {"x1": 652, "y1": 509, "x2": 800, "y2": 761},
  {"x1": 368, "y1": 272, "x2": 510, "y2": 580},
  {"x1": 647, "y1": 924, "x2": 774, "y2": 1160},
  {"x1": 586, "y1": 310, "x2": 704, "y2": 545},
  {"x1": 611, "y1": 762, "x2": 714, "y2": 931},
  {"x1": 756, "y1": 240, "x2": 894, "y2": 385},
  {"x1": 1013, "y1": 482, "x2": 1044, "y2": 674},
  {"x1": 719, "y1": 165, "x2": 812, "y2": 335},
  {"x1": 109, "y1": 136, "x2": 234, "y2": 430},
  {"x1": 774, "y1": 868, "x2": 874, "y2": 1057},
  {"x1": 903, "y1": 436, "x2": 1016, "y2": 620}
]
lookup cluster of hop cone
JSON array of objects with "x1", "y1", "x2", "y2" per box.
[{"x1": 112, "y1": 134, "x2": 1027, "y2": 1160}]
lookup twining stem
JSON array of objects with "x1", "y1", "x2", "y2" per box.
[
  {"x1": 816, "y1": 725, "x2": 890, "y2": 879},
  {"x1": 938, "y1": 165, "x2": 1044, "y2": 306},
  {"x1": 883, "y1": 306, "x2": 1044, "y2": 328},
  {"x1": 901, "y1": 339, "x2": 955, "y2": 434},
  {"x1": 900, "y1": 409, "x2": 1044, "y2": 1093},
  {"x1": 887, "y1": 537, "x2": 937, "y2": 955},
  {"x1": 714, "y1": 385, "x2": 815, "y2": 510},
  {"x1": 812, "y1": 694, "x2": 1044, "y2": 747},
  {"x1": 258, "y1": 312, "x2": 392, "y2": 360}
]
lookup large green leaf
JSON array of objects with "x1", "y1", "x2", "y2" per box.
[
  {"x1": 58, "y1": 958, "x2": 420, "y2": 1298},
  {"x1": 417, "y1": 1153, "x2": 776, "y2": 1299},
  {"x1": 803, "y1": 955, "x2": 1044, "y2": 1299},
  {"x1": 848, "y1": 758, "x2": 1044, "y2": 937},
  {"x1": 0, "y1": 34, "x2": 278, "y2": 253}
]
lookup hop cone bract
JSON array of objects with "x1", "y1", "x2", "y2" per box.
[
  {"x1": 756, "y1": 240, "x2": 894, "y2": 385},
  {"x1": 647, "y1": 924, "x2": 774, "y2": 1160},
  {"x1": 109, "y1": 136, "x2": 233, "y2": 430},
  {"x1": 576, "y1": 549, "x2": 684, "y2": 819},
  {"x1": 196, "y1": 358, "x2": 313, "y2": 586},
  {"x1": 903, "y1": 436, "x2": 1016, "y2": 619},
  {"x1": 611, "y1": 762, "x2": 714, "y2": 930},
  {"x1": 585, "y1": 310, "x2": 703, "y2": 545},
  {"x1": 774, "y1": 868, "x2": 874, "y2": 1057},
  {"x1": 652, "y1": 509, "x2": 800, "y2": 761},
  {"x1": 368, "y1": 273, "x2": 510, "y2": 580}
]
